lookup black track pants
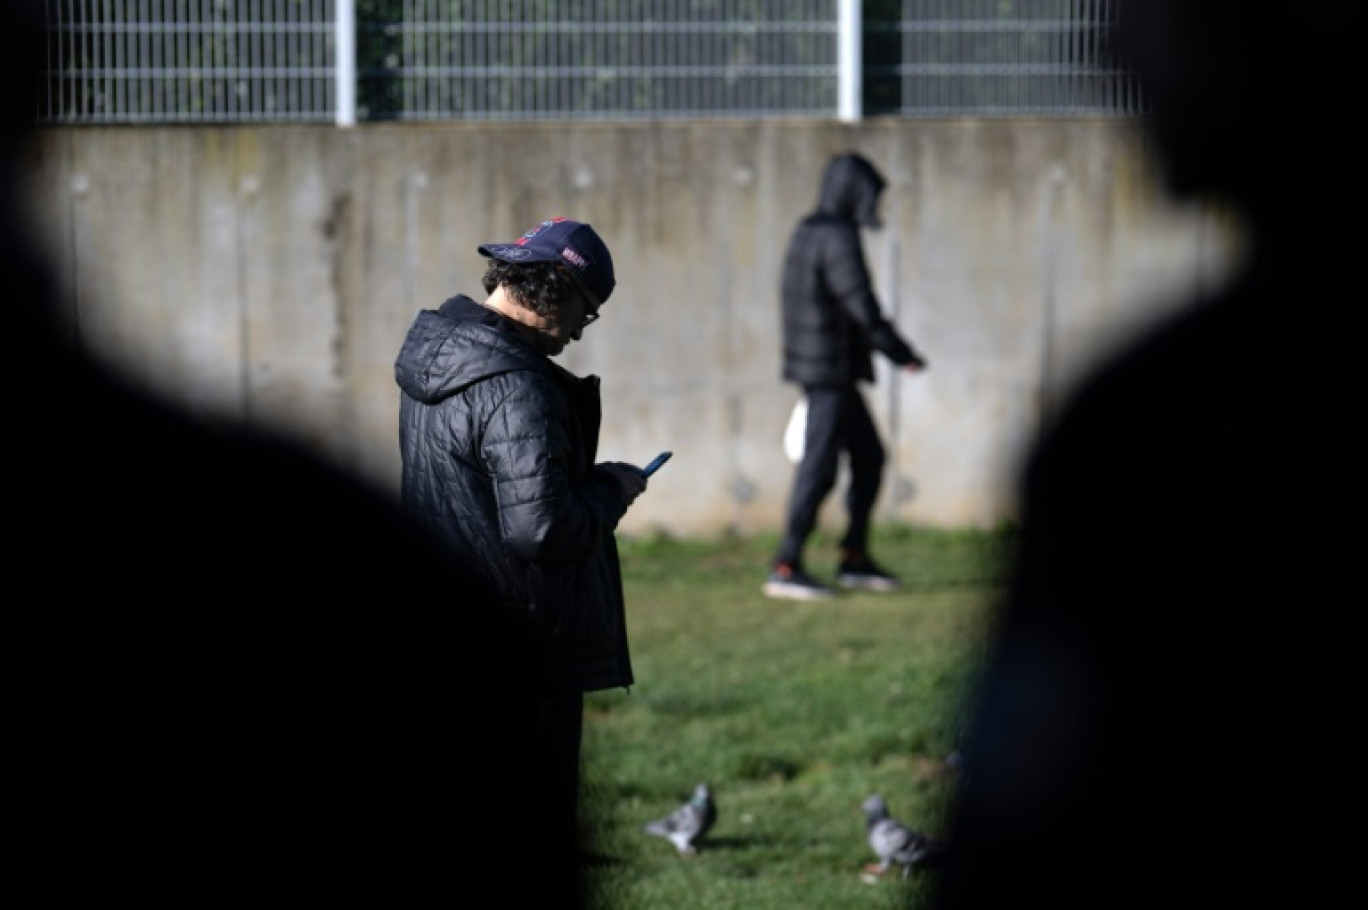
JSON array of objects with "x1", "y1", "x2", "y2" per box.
[{"x1": 775, "y1": 384, "x2": 885, "y2": 568}]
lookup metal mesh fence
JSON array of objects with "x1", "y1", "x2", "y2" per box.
[
  {"x1": 865, "y1": 0, "x2": 1140, "y2": 116},
  {"x1": 358, "y1": 0, "x2": 838, "y2": 122},
  {"x1": 37, "y1": 0, "x2": 1138, "y2": 125},
  {"x1": 40, "y1": 1, "x2": 338, "y2": 124}
]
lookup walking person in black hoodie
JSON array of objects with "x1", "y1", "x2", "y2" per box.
[
  {"x1": 764, "y1": 152, "x2": 929, "y2": 601},
  {"x1": 393, "y1": 217, "x2": 648, "y2": 866}
]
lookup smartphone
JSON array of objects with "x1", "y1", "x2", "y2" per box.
[{"x1": 642, "y1": 451, "x2": 673, "y2": 477}]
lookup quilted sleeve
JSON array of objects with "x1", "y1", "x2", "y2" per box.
[
  {"x1": 481, "y1": 378, "x2": 626, "y2": 568},
  {"x1": 823, "y1": 226, "x2": 923, "y2": 367}
]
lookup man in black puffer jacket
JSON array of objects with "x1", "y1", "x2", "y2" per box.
[
  {"x1": 765, "y1": 152, "x2": 929, "y2": 601},
  {"x1": 394, "y1": 217, "x2": 648, "y2": 865}
]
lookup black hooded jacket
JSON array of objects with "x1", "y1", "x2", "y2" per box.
[
  {"x1": 394, "y1": 295, "x2": 634, "y2": 694},
  {"x1": 779, "y1": 152, "x2": 925, "y2": 386}
]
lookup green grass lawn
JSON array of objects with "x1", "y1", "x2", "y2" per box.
[{"x1": 579, "y1": 524, "x2": 1013, "y2": 910}]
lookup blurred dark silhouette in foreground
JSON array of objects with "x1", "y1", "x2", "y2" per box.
[
  {"x1": 1, "y1": 3, "x2": 581, "y2": 907},
  {"x1": 931, "y1": 2, "x2": 1362, "y2": 909}
]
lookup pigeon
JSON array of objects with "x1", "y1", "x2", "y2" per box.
[
  {"x1": 861, "y1": 794, "x2": 942, "y2": 879},
  {"x1": 642, "y1": 783, "x2": 716, "y2": 855}
]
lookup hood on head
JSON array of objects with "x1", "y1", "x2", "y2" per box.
[{"x1": 815, "y1": 152, "x2": 886, "y2": 227}]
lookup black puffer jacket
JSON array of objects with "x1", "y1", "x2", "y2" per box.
[
  {"x1": 780, "y1": 152, "x2": 926, "y2": 386},
  {"x1": 394, "y1": 295, "x2": 633, "y2": 694}
]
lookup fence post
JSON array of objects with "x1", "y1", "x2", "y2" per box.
[
  {"x1": 336, "y1": 0, "x2": 356, "y2": 126},
  {"x1": 838, "y1": 0, "x2": 862, "y2": 122}
]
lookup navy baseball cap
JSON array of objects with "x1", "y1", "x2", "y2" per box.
[{"x1": 478, "y1": 218, "x2": 616, "y2": 308}]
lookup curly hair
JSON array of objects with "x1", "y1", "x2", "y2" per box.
[{"x1": 482, "y1": 260, "x2": 580, "y2": 320}]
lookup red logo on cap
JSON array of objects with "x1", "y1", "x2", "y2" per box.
[{"x1": 515, "y1": 217, "x2": 568, "y2": 246}]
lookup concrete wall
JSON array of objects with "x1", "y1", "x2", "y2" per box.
[{"x1": 20, "y1": 119, "x2": 1242, "y2": 538}]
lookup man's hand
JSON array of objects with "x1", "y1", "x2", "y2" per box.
[{"x1": 598, "y1": 462, "x2": 648, "y2": 505}]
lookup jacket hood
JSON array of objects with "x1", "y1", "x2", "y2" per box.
[
  {"x1": 815, "y1": 152, "x2": 886, "y2": 228},
  {"x1": 394, "y1": 295, "x2": 557, "y2": 405}
]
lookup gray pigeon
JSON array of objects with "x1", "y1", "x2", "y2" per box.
[
  {"x1": 642, "y1": 783, "x2": 716, "y2": 855},
  {"x1": 861, "y1": 794, "x2": 942, "y2": 879}
]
